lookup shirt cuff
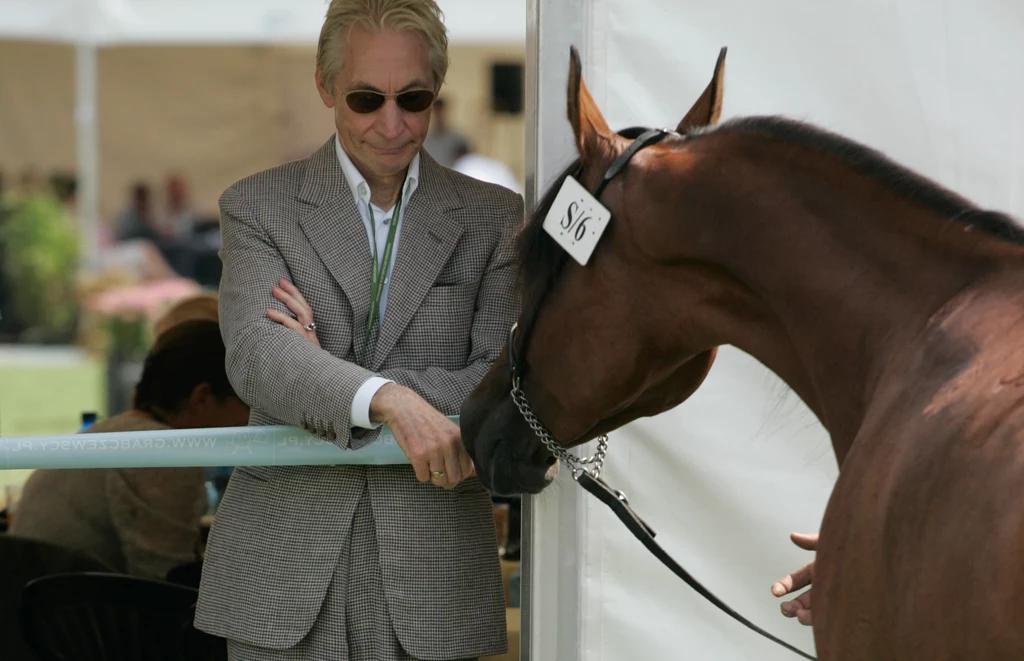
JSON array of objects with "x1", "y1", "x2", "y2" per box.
[{"x1": 350, "y1": 376, "x2": 394, "y2": 429}]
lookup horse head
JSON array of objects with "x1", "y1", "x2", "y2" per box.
[{"x1": 461, "y1": 47, "x2": 727, "y2": 495}]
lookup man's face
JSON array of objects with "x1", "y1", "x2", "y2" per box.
[{"x1": 317, "y1": 26, "x2": 436, "y2": 182}]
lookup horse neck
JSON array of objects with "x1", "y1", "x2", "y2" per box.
[{"x1": 649, "y1": 137, "x2": 1005, "y2": 462}]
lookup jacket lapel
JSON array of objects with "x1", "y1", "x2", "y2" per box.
[
  {"x1": 370, "y1": 153, "x2": 464, "y2": 369},
  {"x1": 297, "y1": 137, "x2": 374, "y2": 362}
]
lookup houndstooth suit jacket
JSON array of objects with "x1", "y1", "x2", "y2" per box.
[{"x1": 194, "y1": 137, "x2": 523, "y2": 659}]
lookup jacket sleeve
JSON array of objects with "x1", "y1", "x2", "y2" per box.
[{"x1": 217, "y1": 185, "x2": 377, "y2": 448}]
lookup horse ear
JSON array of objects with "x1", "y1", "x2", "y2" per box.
[
  {"x1": 677, "y1": 47, "x2": 727, "y2": 133},
  {"x1": 567, "y1": 45, "x2": 614, "y2": 162}
]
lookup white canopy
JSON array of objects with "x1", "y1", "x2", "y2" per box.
[{"x1": 0, "y1": 0, "x2": 526, "y2": 45}]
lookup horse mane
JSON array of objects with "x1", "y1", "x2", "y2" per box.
[
  {"x1": 516, "y1": 158, "x2": 577, "y2": 340},
  {"x1": 712, "y1": 115, "x2": 1024, "y2": 245},
  {"x1": 517, "y1": 118, "x2": 1024, "y2": 328}
]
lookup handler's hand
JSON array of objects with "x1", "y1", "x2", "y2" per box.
[
  {"x1": 370, "y1": 383, "x2": 475, "y2": 489},
  {"x1": 771, "y1": 532, "x2": 818, "y2": 626}
]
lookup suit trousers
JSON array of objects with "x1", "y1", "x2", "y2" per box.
[{"x1": 224, "y1": 483, "x2": 478, "y2": 661}]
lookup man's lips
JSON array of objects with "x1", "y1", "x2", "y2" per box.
[{"x1": 371, "y1": 144, "x2": 409, "y2": 154}]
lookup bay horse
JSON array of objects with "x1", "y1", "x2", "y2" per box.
[{"x1": 460, "y1": 46, "x2": 1024, "y2": 659}]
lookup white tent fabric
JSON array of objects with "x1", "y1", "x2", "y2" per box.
[
  {"x1": 527, "y1": 0, "x2": 1024, "y2": 659},
  {"x1": 0, "y1": 0, "x2": 526, "y2": 45}
]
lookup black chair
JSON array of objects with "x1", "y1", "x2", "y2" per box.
[
  {"x1": 165, "y1": 559, "x2": 203, "y2": 590},
  {"x1": 0, "y1": 540, "x2": 111, "y2": 661},
  {"x1": 21, "y1": 572, "x2": 226, "y2": 661},
  {"x1": 0, "y1": 536, "x2": 111, "y2": 661}
]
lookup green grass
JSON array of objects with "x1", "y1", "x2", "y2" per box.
[{"x1": 0, "y1": 346, "x2": 106, "y2": 490}]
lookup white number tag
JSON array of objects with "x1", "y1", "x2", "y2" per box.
[{"x1": 541, "y1": 175, "x2": 611, "y2": 266}]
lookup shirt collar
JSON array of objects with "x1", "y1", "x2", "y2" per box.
[{"x1": 335, "y1": 133, "x2": 420, "y2": 212}]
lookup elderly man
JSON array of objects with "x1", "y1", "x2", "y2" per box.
[{"x1": 194, "y1": 2, "x2": 522, "y2": 659}]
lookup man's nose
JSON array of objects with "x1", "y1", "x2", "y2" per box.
[{"x1": 375, "y1": 99, "x2": 404, "y2": 138}]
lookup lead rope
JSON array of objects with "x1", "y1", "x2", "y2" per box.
[{"x1": 510, "y1": 379, "x2": 817, "y2": 660}]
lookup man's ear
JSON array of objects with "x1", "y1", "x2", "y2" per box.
[{"x1": 315, "y1": 66, "x2": 336, "y2": 109}]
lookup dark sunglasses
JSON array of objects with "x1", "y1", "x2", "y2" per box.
[{"x1": 344, "y1": 89, "x2": 436, "y2": 114}]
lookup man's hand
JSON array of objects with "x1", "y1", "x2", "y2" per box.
[
  {"x1": 771, "y1": 532, "x2": 818, "y2": 626},
  {"x1": 370, "y1": 383, "x2": 475, "y2": 489},
  {"x1": 266, "y1": 278, "x2": 320, "y2": 347}
]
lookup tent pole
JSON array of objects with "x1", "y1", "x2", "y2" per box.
[
  {"x1": 522, "y1": 0, "x2": 593, "y2": 659},
  {"x1": 75, "y1": 42, "x2": 99, "y2": 258}
]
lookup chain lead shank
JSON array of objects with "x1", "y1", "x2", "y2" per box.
[{"x1": 510, "y1": 377, "x2": 609, "y2": 478}]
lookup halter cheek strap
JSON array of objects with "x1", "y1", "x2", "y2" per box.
[{"x1": 507, "y1": 322, "x2": 522, "y2": 381}]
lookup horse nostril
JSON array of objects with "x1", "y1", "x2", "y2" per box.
[{"x1": 529, "y1": 439, "x2": 555, "y2": 466}]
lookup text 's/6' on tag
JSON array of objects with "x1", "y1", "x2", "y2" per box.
[{"x1": 541, "y1": 176, "x2": 611, "y2": 266}]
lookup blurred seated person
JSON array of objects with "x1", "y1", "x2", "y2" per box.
[
  {"x1": 151, "y1": 291, "x2": 234, "y2": 505},
  {"x1": 8, "y1": 320, "x2": 250, "y2": 580},
  {"x1": 163, "y1": 174, "x2": 198, "y2": 241},
  {"x1": 115, "y1": 181, "x2": 163, "y2": 245},
  {"x1": 84, "y1": 181, "x2": 179, "y2": 281}
]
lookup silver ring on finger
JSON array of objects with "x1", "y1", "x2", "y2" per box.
[{"x1": 303, "y1": 321, "x2": 316, "y2": 331}]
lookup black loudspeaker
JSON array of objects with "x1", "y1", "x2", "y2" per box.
[{"x1": 491, "y1": 61, "x2": 524, "y2": 114}]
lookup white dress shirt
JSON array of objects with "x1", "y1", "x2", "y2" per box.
[{"x1": 335, "y1": 134, "x2": 421, "y2": 429}]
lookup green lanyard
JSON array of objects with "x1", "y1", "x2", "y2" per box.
[{"x1": 366, "y1": 193, "x2": 403, "y2": 342}]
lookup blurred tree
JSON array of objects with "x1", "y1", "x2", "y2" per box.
[{"x1": 0, "y1": 192, "x2": 80, "y2": 343}]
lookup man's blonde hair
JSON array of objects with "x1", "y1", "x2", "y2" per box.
[{"x1": 317, "y1": 0, "x2": 449, "y2": 94}]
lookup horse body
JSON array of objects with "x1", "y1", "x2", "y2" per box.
[
  {"x1": 814, "y1": 273, "x2": 1024, "y2": 659},
  {"x1": 460, "y1": 47, "x2": 1024, "y2": 658},
  {"x1": 617, "y1": 126, "x2": 1024, "y2": 658}
]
